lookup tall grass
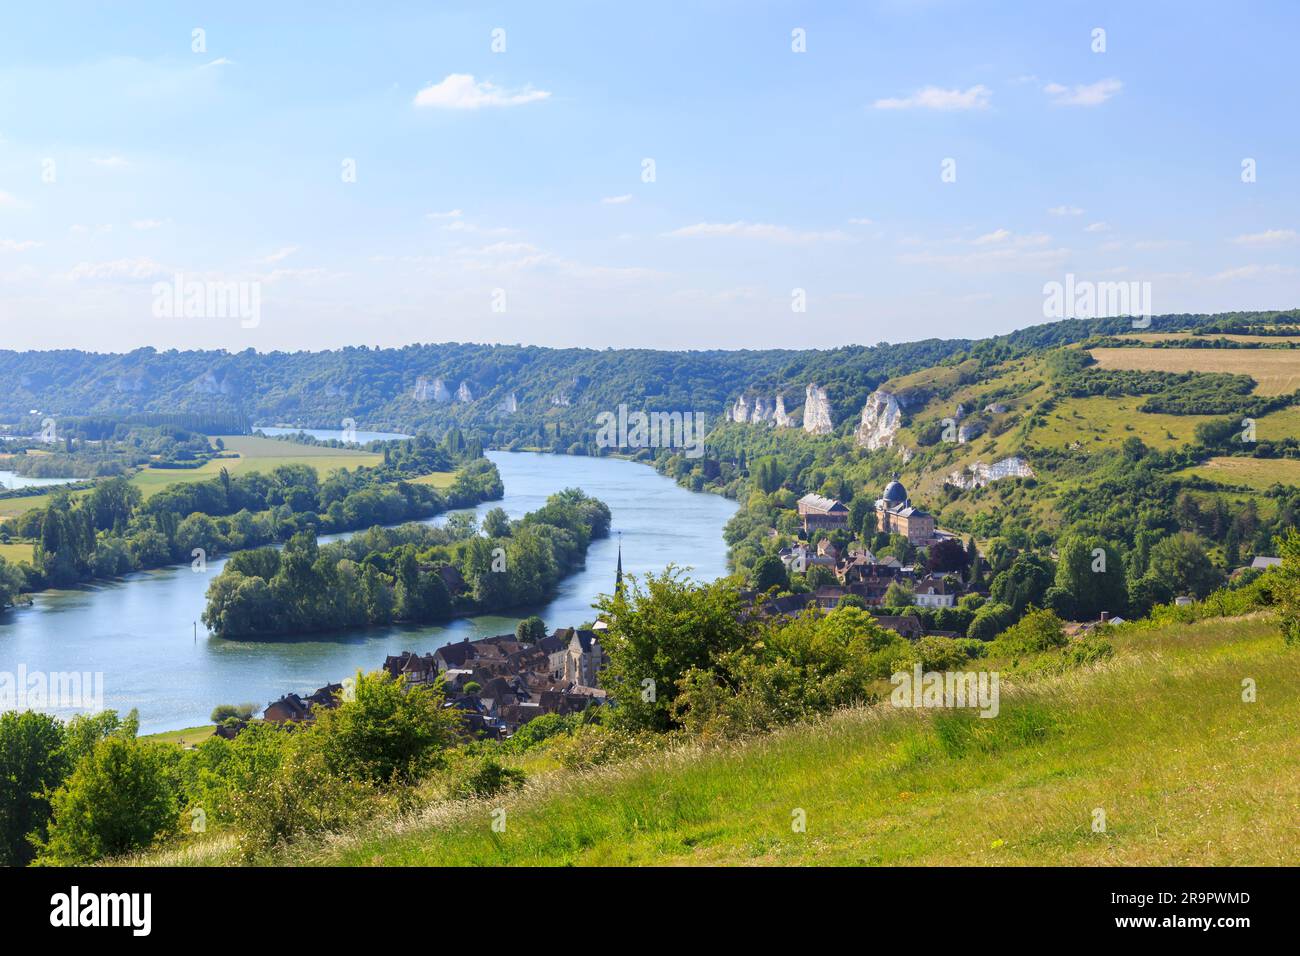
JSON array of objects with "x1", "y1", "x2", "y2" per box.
[{"x1": 132, "y1": 615, "x2": 1291, "y2": 867}]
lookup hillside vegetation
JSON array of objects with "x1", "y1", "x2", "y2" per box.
[{"x1": 140, "y1": 613, "x2": 1298, "y2": 867}]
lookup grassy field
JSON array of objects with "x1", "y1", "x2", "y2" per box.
[
  {"x1": 1089, "y1": 347, "x2": 1300, "y2": 395},
  {"x1": 1180, "y1": 455, "x2": 1300, "y2": 491},
  {"x1": 0, "y1": 540, "x2": 33, "y2": 563},
  {"x1": 0, "y1": 435, "x2": 387, "y2": 515},
  {"x1": 1028, "y1": 395, "x2": 1214, "y2": 451},
  {"x1": 127, "y1": 435, "x2": 383, "y2": 496},
  {"x1": 141, "y1": 725, "x2": 217, "y2": 749},
  {"x1": 147, "y1": 614, "x2": 1299, "y2": 867},
  {"x1": 1120, "y1": 332, "x2": 1300, "y2": 344},
  {"x1": 409, "y1": 471, "x2": 456, "y2": 489}
]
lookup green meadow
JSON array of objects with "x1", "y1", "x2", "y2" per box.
[{"x1": 145, "y1": 614, "x2": 1299, "y2": 867}]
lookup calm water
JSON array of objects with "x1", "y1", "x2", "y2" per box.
[
  {"x1": 258, "y1": 426, "x2": 412, "y2": 444},
  {"x1": 0, "y1": 451, "x2": 736, "y2": 733},
  {"x1": 0, "y1": 470, "x2": 80, "y2": 490}
]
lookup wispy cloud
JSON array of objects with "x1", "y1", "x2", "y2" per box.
[
  {"x1": 261, "y1": 245, "x2": 300, "y2": 264},
  {"x1": 848, "y1": 217, "x2": 874, "y2": 225},
  {"x1": 1231, "y1": 228, "x2": 1296, "y2": 245},
  {"x1": 413, "y1": 74, "x2": 551, "y2": 109},
  {"x1": 873, "y1": 85, "x2": 991, "y2": 111},
  {"x1": 131, "y1": 219, "x2": 165, "y2": 231},
  {"x1": 1084, "y1": 221, "x2": 1110, "y2": 233},
  {"x1": 601, "y1": 194, "x2": 633, "y2": 205},
  {"x1": 1048, "y1": 205, "x2": 1084, "y2": 216},
  {"x1": 90, "y1": 155, "x2": 129, "y2": 169},
  {"x1": 65, "y1": 257, "x2": 168, "y2": 281},
  {"x1": 1044, "y1": 78, "x2": 1122, "y2": 107},
  {"x1": 1210, "y1": 263, "x2": 1296, "y2": 281},
  {"x1": 0, "y1": 239, "x2": 41, "y2": 252},
  {"x1": 665, "y1": 221, "x2": 851, "y2": 244},
  {"x1": 0, "y1": 191, "x2": 20, "y2": 208},
  {"x1": 425, "y1": 209, "x2": 463, "y2": 220}
]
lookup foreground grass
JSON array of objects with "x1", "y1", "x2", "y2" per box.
[{"x1": 148, "y1": 615, "x2": 1298, "y2": 867}]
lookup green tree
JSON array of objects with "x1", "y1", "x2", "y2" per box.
[
  {"x1": 481, "y1": 507, "x2": 511, "y2": 538},
  {"x1": 883, "y1": 580, "x2": 914, "y2": 607},
  {"x1": 36, "y1": 736, "x2": 179, "y2": 864},
  {"x1": 1054, "y1": 534, "x2": 1127, "y2": 620},
  {"x1": 515, "y1": 615, "x2": 547, "y2": 642},
  {"x1": 0, "y1": 711, "x2": 68, "y2": 866},
  {"x1": 751, "y1": 554, "x2": 789, "y2": 593},
  {"x1": 313, "y1": 670, "x2": 462, "y2": 784},
  {"x1": 596, "y1": 567, "x2": 753, "y2": 731},
  {"x1": 1146, "y1": 532, "x2": 1221, "y2": 599}
]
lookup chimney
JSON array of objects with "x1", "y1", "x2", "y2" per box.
[{"x1": 1100, "y1": 611, "x2": 1109, "y2": 623}]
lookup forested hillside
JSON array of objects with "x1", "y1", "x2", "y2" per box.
[{"x1": 6, "y1": 312, "x2": 1283, "y2": 446}]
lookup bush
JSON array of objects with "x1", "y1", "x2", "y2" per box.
[
  {"x1": 993, "y1": 608, "x2": 1068, "y2": 656},
  {"x1": 445, "y1": 755, "x2": 526, "y2": 799},
  {"x1": 229, "y1": 733, "x2": 371, "y2": 859},
  {"x1": 35, "y1": 736, "x2": 179, "y2": 864}
]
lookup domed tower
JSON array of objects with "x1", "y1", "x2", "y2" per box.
[{"x1": 881, "y1": 474, "x2": 908, "y2": 508}]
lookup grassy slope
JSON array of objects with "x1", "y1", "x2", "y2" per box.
[{"x1": 153, "y1": 614, "x2": 1298, "y2": 867}]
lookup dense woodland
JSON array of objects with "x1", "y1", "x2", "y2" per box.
[
  {"x1": 0, "y1": 433, "x2": 502, "y2": 596},
  {"x1": 201, "y1": 488, "x2": 611, "y2": 638}
]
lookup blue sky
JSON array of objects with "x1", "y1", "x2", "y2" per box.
[{"x1": 0, "y1": 0, "x2": 1297, "y2": 352}]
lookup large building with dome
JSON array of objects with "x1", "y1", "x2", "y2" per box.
[{"x1": 874, "y1": 474, "x2": 936, "y2": 544}]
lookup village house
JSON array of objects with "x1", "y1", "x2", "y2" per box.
[
  {"x1": 912, "y1": 576, "x2": 957, "y2": 608},
  {"x1": 797, "y1": 493, "x2": 850, "y2": 533},
  {"x1": 263, "y1": 693, "x2": 312, "y2": 724}
]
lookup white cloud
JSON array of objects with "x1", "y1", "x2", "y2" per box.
[
  {"x1": 65, "y1": 257, "x2": 167, "y2": 280},
  {"x1": 1044, "y1": 78, "x2": 1122, "y2": 107},
  {"x1": 90, "y1": 155, "x2": 129, "y2": 168},
  {"x1": 444, "y1": 220, "x2": 516, "y2": 236},
  {"x1": 1210, "y1": 263, "x2": 1296, "y2": 281},
  {"x1": 1231, "y1": 229, "x2": 1296, "y2": 245},
  {"x1": 0, "y1": 191, "x2": 21, "y2": 208},
  {"x1": 971, "y1": 229, "x2": 1050, "y2": 247},
  {"x1": 1048, "y1": 205, "x2": 1084, "y2": 216},
  {"x1": 848, "y1": 217, "x2": 874, "y2": 225},
  {"x1": 665, "y1": 221, "x2": 851, "y2": 244},
  {"x1": 202, "y1": 57, "x2": 234, "y2": 69},
  {"x1": 873, "y1": 85, "x2": 991, "y2": 111},
  {"x1": 261, "y1": 245, "x2": 300, "y2": 264},
  {"x1": 0, "y1": 239, "x2": 40, "y2": 252},
  {"x1": 413, "y1": 73, "x2": 551, "y2": 109},
  {"x1": 1085, "y1": 221, "x2": 1110, "y2": 233},
  {"x1": 601, "y1": 194, "x2": 633, "y2": 205},
  {"x1": 131, "y1": 219, "x2": 164, "y2": 230},
  {"x1": 425, "y1": 209, "x2": 463, "y2": 220}
]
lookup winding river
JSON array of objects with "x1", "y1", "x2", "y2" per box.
[{"x1": 0, "y1": 451, "x2": 737, "y2": 733}]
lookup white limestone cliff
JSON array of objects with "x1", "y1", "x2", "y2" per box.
[
  {"x1": 774, "y1": 393, "x2": 794, "y2": 427},
  {"x1": 854, "y1": 389, "x2": 903, "y2": 449},
  {"x1": 803, "y1": 384, "x2": 833, "y2": 435}
]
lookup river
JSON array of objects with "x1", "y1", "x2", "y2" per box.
[{"x1": 0, "y1": 451, "x2": 737, "y2": 733}]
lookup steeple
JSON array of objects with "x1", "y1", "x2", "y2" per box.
[{"x1": 615, "y1": 532, "x2": 624, "y2": 596}]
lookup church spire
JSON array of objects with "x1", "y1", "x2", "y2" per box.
[{"x1": 615, "y1": 532, "x2": 624, "y2": 596}]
